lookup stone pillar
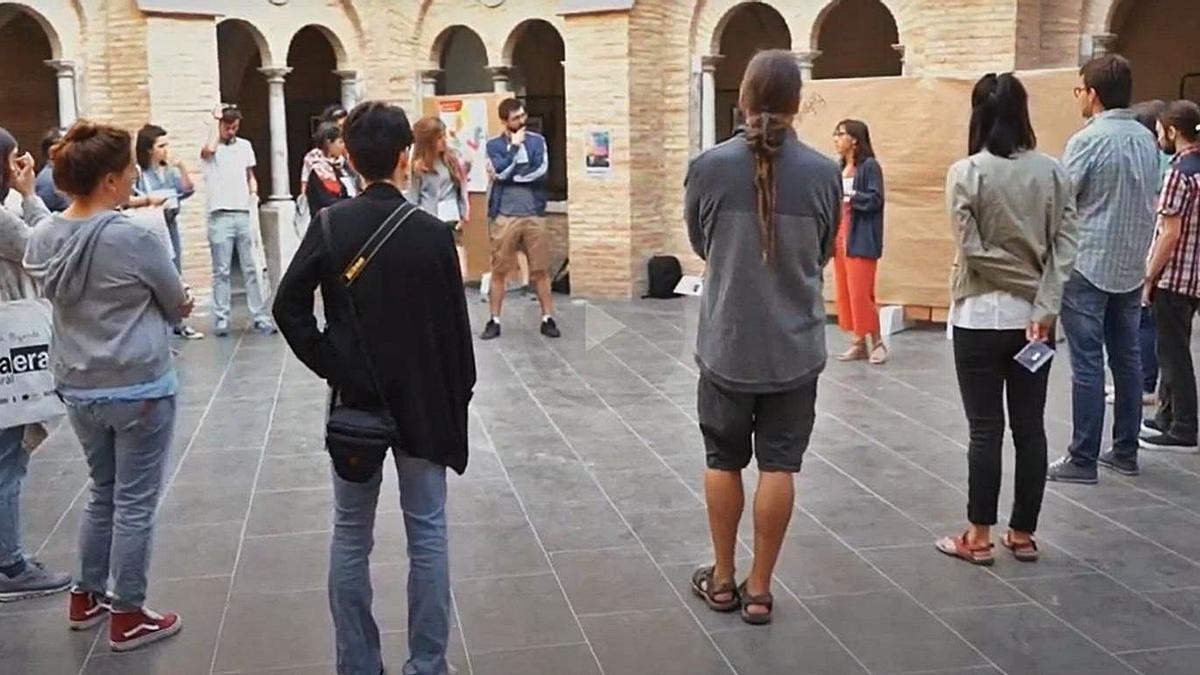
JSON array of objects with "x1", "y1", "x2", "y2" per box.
[
  {"x1": 488, "y1": 66, "x2": 513, "y2": 94},
  {"x1": 258, "y1": 66, "x2": 292, "y2": 202},
  {"x1": 256, "y1": 66, "x2": 295, "y2": 295},
  {"x1": 700, "y1": 55, "x2": 721, "y2": 150},
  {"x1": 44, "y1": 60, "x2": 78, "y2": 127},
  {"x1": 334, "y1": 69, "x2": 361, "y2": 110},
  {"x1": 891, "y1": 44, "x2": 907, "y2": 75},
  {"x1": 795, "y1": 50, "x2": 821, "y2": 82},
  {"x1": 419, "y1": 69, "x2": 442, "y2": 99}
]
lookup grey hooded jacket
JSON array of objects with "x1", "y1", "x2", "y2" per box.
[{"x1": 23, "y1": 210, "x2": 187, "y2": 391}]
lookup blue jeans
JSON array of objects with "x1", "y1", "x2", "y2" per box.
[
  {"x1": 67, "y1": 397, "x2": 175, "y2": 610},
  {"x1": 207, "y1": 210, "x2": 268, "y2": 325},
  {"x1": 1140, "y1": 305, "x2": 1158, "y2": 394},
  {"x1": 0, "y1": 426, "x2": 30, "y2": 570},
  {"x1": 330, "y1": 453, "x2": 449, "y2": 675},
  {"x1": 1061, "y1": 272, "x2": 1143, "y2": 467},
  {"x1": 166, "y1": 215, "x2": 182, "y2": 274}
]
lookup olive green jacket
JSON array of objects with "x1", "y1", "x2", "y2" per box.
[{"x1": 946, "y1": 150, "x2": 1078, "y2": 325}]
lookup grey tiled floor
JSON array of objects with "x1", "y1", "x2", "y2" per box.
[{"x1": 6, "y1": 294, "x2": 1200, "y2": 674}]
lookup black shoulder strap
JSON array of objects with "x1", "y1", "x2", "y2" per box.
[
  {"x1": 317, "y1": 205, "x2": 412, "y2": 410},
  {"x1": 338, "y1": 201, "x2": 418, "y2": 286}
]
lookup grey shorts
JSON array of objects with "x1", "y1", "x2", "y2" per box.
[{"x1": 697, "y1": 375, "x2": 818, "y2": 473}]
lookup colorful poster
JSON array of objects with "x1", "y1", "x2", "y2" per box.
[
  {"x1": 585, "y1": 130, "x2": 611, "y2": 176},
  {"x1": 438, "y1": 98, "x2": 491, "y2": 193}
]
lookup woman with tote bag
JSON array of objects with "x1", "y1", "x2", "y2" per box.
[{"x1": 0, "y1": 127, "x2": 73, "y2": 602}]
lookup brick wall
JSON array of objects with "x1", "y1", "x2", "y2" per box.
[
  {"x1": 10, "y1": 0, "x2": 1130, "y2": 302},
  {"x1": 562, "y1": 12, "x2": 634, "y2": 297}
]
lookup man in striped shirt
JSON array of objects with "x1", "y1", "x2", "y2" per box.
[
  {"x1": 1141, "y1": 101, "x2": 1200, "y2": 453},
  {"x1": 1048, "y1": 56, "x2": 1161, "y2": 484}
]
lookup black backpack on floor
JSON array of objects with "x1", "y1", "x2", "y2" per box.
[{"x1": 643, "y1": 255, "x2": 682, "y2": 299}]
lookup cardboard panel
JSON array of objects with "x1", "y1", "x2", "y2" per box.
[
  {"x1": 797, "y1": 69, "x2": 1083, "y2": 309},
  {"x1": 423, "y1": 93, "x2": 509, "y2": 281}
]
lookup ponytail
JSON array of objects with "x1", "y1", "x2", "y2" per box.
[{"x1": 743, "y1": 112, "x2": 791, "y2": 265}]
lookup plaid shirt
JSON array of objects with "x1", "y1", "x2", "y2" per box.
[
  {"x1": 1062, "y1": 109, "x2": 1161, "y2": 293},
  {"x1": 1156, "y1": 147, "x2": 1200, "y2": 297}
]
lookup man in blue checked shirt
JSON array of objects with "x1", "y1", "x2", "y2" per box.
[{"x1": 1047, "y1": 55, "x2": 1161, "y2": 484}]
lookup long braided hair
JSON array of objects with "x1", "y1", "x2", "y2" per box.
[{"x1": 739, "y1": 50, "x2": 802, "y2": 265}]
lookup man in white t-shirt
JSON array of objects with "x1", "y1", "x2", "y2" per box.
[{"x1": 200, "y1": 105, "x2": 275, "y2": 336}]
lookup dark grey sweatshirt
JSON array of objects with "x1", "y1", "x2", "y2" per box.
[
  {"x1": 23, "y1": 211, "x2": 187, "y2": 390},
  {"x1": 685, "y1": 132, "x2": 842, "y2": 393}
]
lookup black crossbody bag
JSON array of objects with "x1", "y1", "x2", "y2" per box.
[{"x1": 317, "y1": 202, "x2": 418, "y2": 482}]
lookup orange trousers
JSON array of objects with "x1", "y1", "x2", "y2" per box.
[{"x1": 833, "y1": 248, "x2": 880, "y2": 339}]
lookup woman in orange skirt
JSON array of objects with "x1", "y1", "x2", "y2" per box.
[{"x1": 832, "y1": 119, "x2": 887, "y2": 364}]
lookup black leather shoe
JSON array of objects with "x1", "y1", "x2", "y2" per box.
[
  {"x1": 480, "y1": 320, "x2": 501, "y2": 340},
  {"x1": 540, "y1": 317, "x2": 561, "y2": 338}
]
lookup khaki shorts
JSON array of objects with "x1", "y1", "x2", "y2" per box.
[{"x1": 490, "y1": 215, "x2": 550, "y2": 276}]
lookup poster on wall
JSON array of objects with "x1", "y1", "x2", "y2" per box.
[
  {"x1": 437, "y1": 99, "x2": 491, "y2": 192},
  {"x1": 585, "y1": 130, "x2": 611, "y2": 176}
]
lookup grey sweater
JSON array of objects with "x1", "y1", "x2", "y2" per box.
[
  {"x1": 23, "y1": 211, "x2": 187, "y2": 390},
  {"x1": 685, "y1": 132, "x2": 842, "y2": 393}
]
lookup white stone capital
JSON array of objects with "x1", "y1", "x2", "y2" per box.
[
  {"x1": 257, "y1": 66, "x2": 292, "y2": 84},
  {"x1": 44, "y1": 59, "x2": 76, "y2": 77},
  {"x1": 700, "y1": 54, "x2": 723, "y2": 74}
]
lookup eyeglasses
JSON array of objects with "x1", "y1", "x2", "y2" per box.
[
  {"x1": 1072, "y1": 86, "x2": 1087, "y2": 97},
  {"x1": 832, "y1": 131, "x2": 848, "y2": 137}
]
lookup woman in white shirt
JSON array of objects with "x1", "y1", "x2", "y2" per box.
[
  {"x1": 936, "y1": 73, "x2": 1077, "y2": 566},
  {"x1": 409, "y1": 117, "x2": 470, "y2": 276}
]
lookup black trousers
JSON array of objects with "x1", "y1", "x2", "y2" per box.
[
  {"x1": 1153, "y1": 289, "x2": 1200, "y2": 443},
  {"x1": 954, "y1": 328, "x2": 1051, "y2": 533}
]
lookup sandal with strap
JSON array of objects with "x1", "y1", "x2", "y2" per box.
[
  {"x1": 869, "y1": 342, "x2": 889, "y2": 365},
  {"x1": 935, "y1": 532, "x2": 995, "y2": 566},
  {"x1": 837, "y1": 343, "x2": 868, "y2": 362},
  {"x1": 736, "y1": 581, "x2": 774, "y2": 626},
  {"x1": 690, "y1": 565, "x2": 739, "y2": 613},
  {"x1": 1002, "y1": 532, "x2": 1039, "y2": 562}
]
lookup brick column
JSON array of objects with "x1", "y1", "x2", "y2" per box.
[
  {"x1": 563, "y1": 11, "x2": 634, "y2": 296},
  {"x1": 44, "y1": 60, "x2": 78, "y2": 127}
]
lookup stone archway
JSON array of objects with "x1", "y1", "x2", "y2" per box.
[
  {"x1": 1109, "y1": 0, "x2": 1200, "y2": 102},
  {"x1": 505, "y1": 19, "x2": 567, "y2": 201},
  {"x1": 435, "y1": 26, "x2": 491, "y2": 95},
  {"x1": 812, "y1": 0, "x2": 902, "y2": 80},
  {"x1": 0, "y1": 4, "x2": 62, "y2": 164},
  {"x1": 217, "y1": 19, "x2": 272, "y2": 197},
  {"x1": 711, "y1": 2, "x2": 792, "y2": 144},
  {"x1": 286, "y1": 25, "x2": 343, "y2": 198}
]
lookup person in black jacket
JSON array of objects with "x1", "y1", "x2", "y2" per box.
[{"x1": 273, "y1": 101, "x2": 475, "y2": 675}]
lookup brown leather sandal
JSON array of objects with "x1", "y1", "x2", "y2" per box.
[
  {"x1": 691, "y1": 565, "x2": 738, "y2": 612},
  {"x1": 935, "y1": 532, "x2": 995, "y2": 566},
  {"x1": 737, "y1": 581, "x2": 774, "y2": 625},
  {"x1": 1002, "y1": 532, "x2": 1039, "y2": 562}
]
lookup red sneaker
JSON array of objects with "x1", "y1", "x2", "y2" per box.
[
  {"x1": 109, "y1": 607, "x2": 182, "y2": 652},
  {"x1": 69, "y1": 589, "x2": 110, "y2": 631}
]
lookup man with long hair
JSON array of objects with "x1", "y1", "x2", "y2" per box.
[{"x1": 685, "y1": 50, "x2": 840, "y2": 625}]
